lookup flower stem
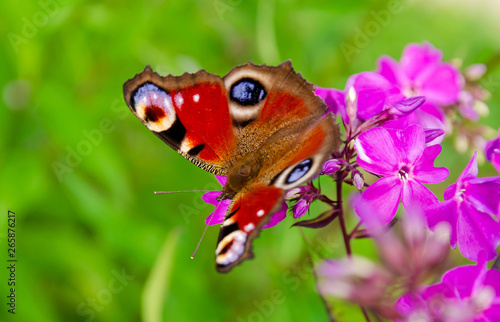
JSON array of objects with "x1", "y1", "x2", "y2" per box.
[
  {"x1": 349, "y1": 221, "x2": 362, "y2": 239},
  {"x1": 336, "y1": 180, "x2": 351, "y2": 256},
  {"x1": 360, "y1": 306, "x2": 372, "y2": 322},
  {"x1": 312, "y1": 264, "x2": 337, "y2": 322}
]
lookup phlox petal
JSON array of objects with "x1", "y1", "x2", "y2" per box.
[
  {"x1": 402, "y1": 180, "x2": 439, "y2": 212},
  {"x1": 484, "y1": 306, "x2": 500, "y2": 321},
  {"x1": 417, "y1": 63, "x2": 462, "y2": 106},
  {"x1": 314, "y1": 87, "x2": 347, "y2": 122},
  {"x1": 459, "y1": 152, "x2": 480, "y2": 182},
  {"x1": 376, "y1": 55, "x2": 405, "y2": 87},
  {"x1": 346, "y1": 72, "x2": 404, "y2": 121},
  {"x1": 202, "y1": 191, "x2": 222, "y2": 206},
  {"x1": 457, "y1": 203, "x2": 500, "y2": 261},
  {"x1": 383, "y1": 102, "x2": 446, "y2": 145},
  {"x1": 387, "y1": 125, "x2": 426, "y2": 164},
  {"x1": 215, "y1": 175, "x2": 227, "y2": 186},
  {"x1": 466, "y1": 178, "x2": 500, "y2": 215},
  {"x1": 355, "y1": 176, "x2": 402, "y2": 225},
  {"x1": 425, "y1": 199, "x2": 458, "y2": 247},
  {"x1": 439, "y1": 263, "x2": 484, "y2": 298},
  {"x1": 400, "y1": 42, "x2": 442, "y2": 81},
  {"x1": 412, "y1": 145, "x2": 449, "y2": 184},
  {"x1": 483, "y1": 270, "x2": 500, "y2": 321},
  {"x1": 355, "y1": 127, "x2": 399, "y2": 175},
  {"x1": 493, "y1": 154, "x2": 500, "y2": 174},
  {"x1": 485, "y1": 130, "x2": 500, "y2": 174},
  {"x1": 263, "y1": 200, "x2": 288, "y2": 228},
  {"x1": 205, "y1": 199, "x2": 231, "y2": 225}
]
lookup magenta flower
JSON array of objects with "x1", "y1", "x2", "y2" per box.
[
  {"x1": 317, "y1": 204, "x2": 451, "y2": 319},
  {"x1": 485, "y1": 129, "x2": 500, "y2": 173},
  {"x1": 315, "y1": 72, "x2": 422, "y2": 128},
  {"x1": 375, "y1": 43, "x2": 462, "y2": 144},
  {"x1": 354, "y1": 125, "x2": 449, "y2": 224},
  {"x1": 314, "y1": 86, "x2": 346, "y2": 120},
  {"x1": 396, "y1": 260, "x2": 500, "y2": 321},
  {"x1": 202, "y1": 175, "x2": 288, "y2": 228},
  {"x1": 372, "y1": 206, "x2": 450, "y2": 281},
  {"x1": 376, "y1": 42, "x2": 462, "y2": 107},
  {"x1": 317, "y1": 256, "x2": 394, "y2": 309},
  {"x1": 425, "y1": 152, "x2": 500, "y2": 261}
]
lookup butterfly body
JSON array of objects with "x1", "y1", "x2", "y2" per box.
[{"x1": 124, "y1": 61, "x2": 340, "y2": 272}]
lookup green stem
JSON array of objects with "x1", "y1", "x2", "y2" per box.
[{"x1": 336, "y1": 180, "x2": 351, "y2": 256}]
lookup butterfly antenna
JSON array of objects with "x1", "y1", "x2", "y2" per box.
[
  {"x1": 154, "y1": 190, "x2": 214, "y2": 194},
  {"x1": 191, "y1": 199, "x2": 222, "y2": 259}
]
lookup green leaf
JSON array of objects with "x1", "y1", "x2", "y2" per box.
[
  {"x1": 141, "y1": 227, "x2": 182, "y2": 322},
  {"x1": 292, "y1": 209, "x2": 339, "y2": 229}
]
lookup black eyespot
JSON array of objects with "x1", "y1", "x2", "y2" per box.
[
  {"x1": 230, "y1": 78, "x2": 266, "y2": 106},
  {"x1": 286, "y1": 159, "x2": 313, "y2": 184},
  {"x1": 187, "y1": 144, "x2": 205, "y2": 156}
]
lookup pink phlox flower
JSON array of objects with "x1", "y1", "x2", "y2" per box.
[
  {"x1": 425, "y1": 152, "x2": 500, "y2": 261},
  {"x1": 377, "y1": 42, "x2": 462, "y2": 142},
  {"x1": 485, "y1": 129, "x2": 500, "y2": 173},
  {"x1": 395, "y1": 259, "x2": 500, "y2": 321},
  {"x1": 317, "y1": 256, "x2": 394, "y2": 309},
  {"x1": 202, "y1": 175, "x2": 288, "y2": 228},
  {"x1": 376, "y1": 42, "x2": 462, "y2": 107},
  {"x1": 372, "y1": 206, "x2": 450, "y2": 281},
  {"x1": 318, "y1": 202, "x2": 450, "y2": 320},
  {"x1": 354, "y1": 124, "x2": 449, "y2": 225}
]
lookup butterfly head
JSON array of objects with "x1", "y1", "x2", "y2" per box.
[{"x1": 218, "y1": 159, "x2": 262, "y2": 200}]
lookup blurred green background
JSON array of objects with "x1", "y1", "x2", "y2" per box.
[{"x1": 1, "y1": 0, "x2": 500, "y2": 321}]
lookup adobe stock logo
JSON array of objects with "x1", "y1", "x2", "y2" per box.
[
  {"x1": 213, "y1": 0, "x2": 242, "y2": 21},
  {"x1": 7, "y1": 0, "x2": 70, "y2": 53},
  {"x1": 340, "y1": 0, "x2": 404, "y2": 63},
  {"x1": 75, "y1": 268, "x2": 135, "y2": 322}
]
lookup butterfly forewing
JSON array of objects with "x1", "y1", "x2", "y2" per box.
[{"x1": 123, "y1": 66, "x2": 237, "y2": 175}]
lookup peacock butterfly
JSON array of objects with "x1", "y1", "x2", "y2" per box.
[{"x1": 123, "y1": 61, "x2": 340, "y2": 272}]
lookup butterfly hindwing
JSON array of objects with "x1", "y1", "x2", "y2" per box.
[
  {"x1": 215, "y1": 185, "x2": 284, "y2": 273},
  {"x1": 216, "y1": 114, "x2": 340, "y2": 273}
]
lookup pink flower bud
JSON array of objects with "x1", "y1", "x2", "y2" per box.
[
  {"x1": 388, "y1": 96, "x2": 426, "y2": 118},
  {"x1": 465, "y1": 63, "x2": 487, "y2": 81},
  {"x1": 352, "y1": 172, "x2": 364, "y2": 190},
  {"x1": 322, "y1": 159, "x2": 341, "y2": 175},
  {"x1": 284, "y1": 186, "x2": 309, "y2": 200},
  {"x1": 293, "y1": 198, "x2": 309, "y2": 219}
]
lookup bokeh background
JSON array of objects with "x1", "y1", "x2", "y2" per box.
[{"x1": 1, "y1": 0, "x2": 500, "y2": 321}]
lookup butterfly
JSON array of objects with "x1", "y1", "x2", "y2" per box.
[{"x1": 123, "y1": 61, "x2": 340, "y2": 272}]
